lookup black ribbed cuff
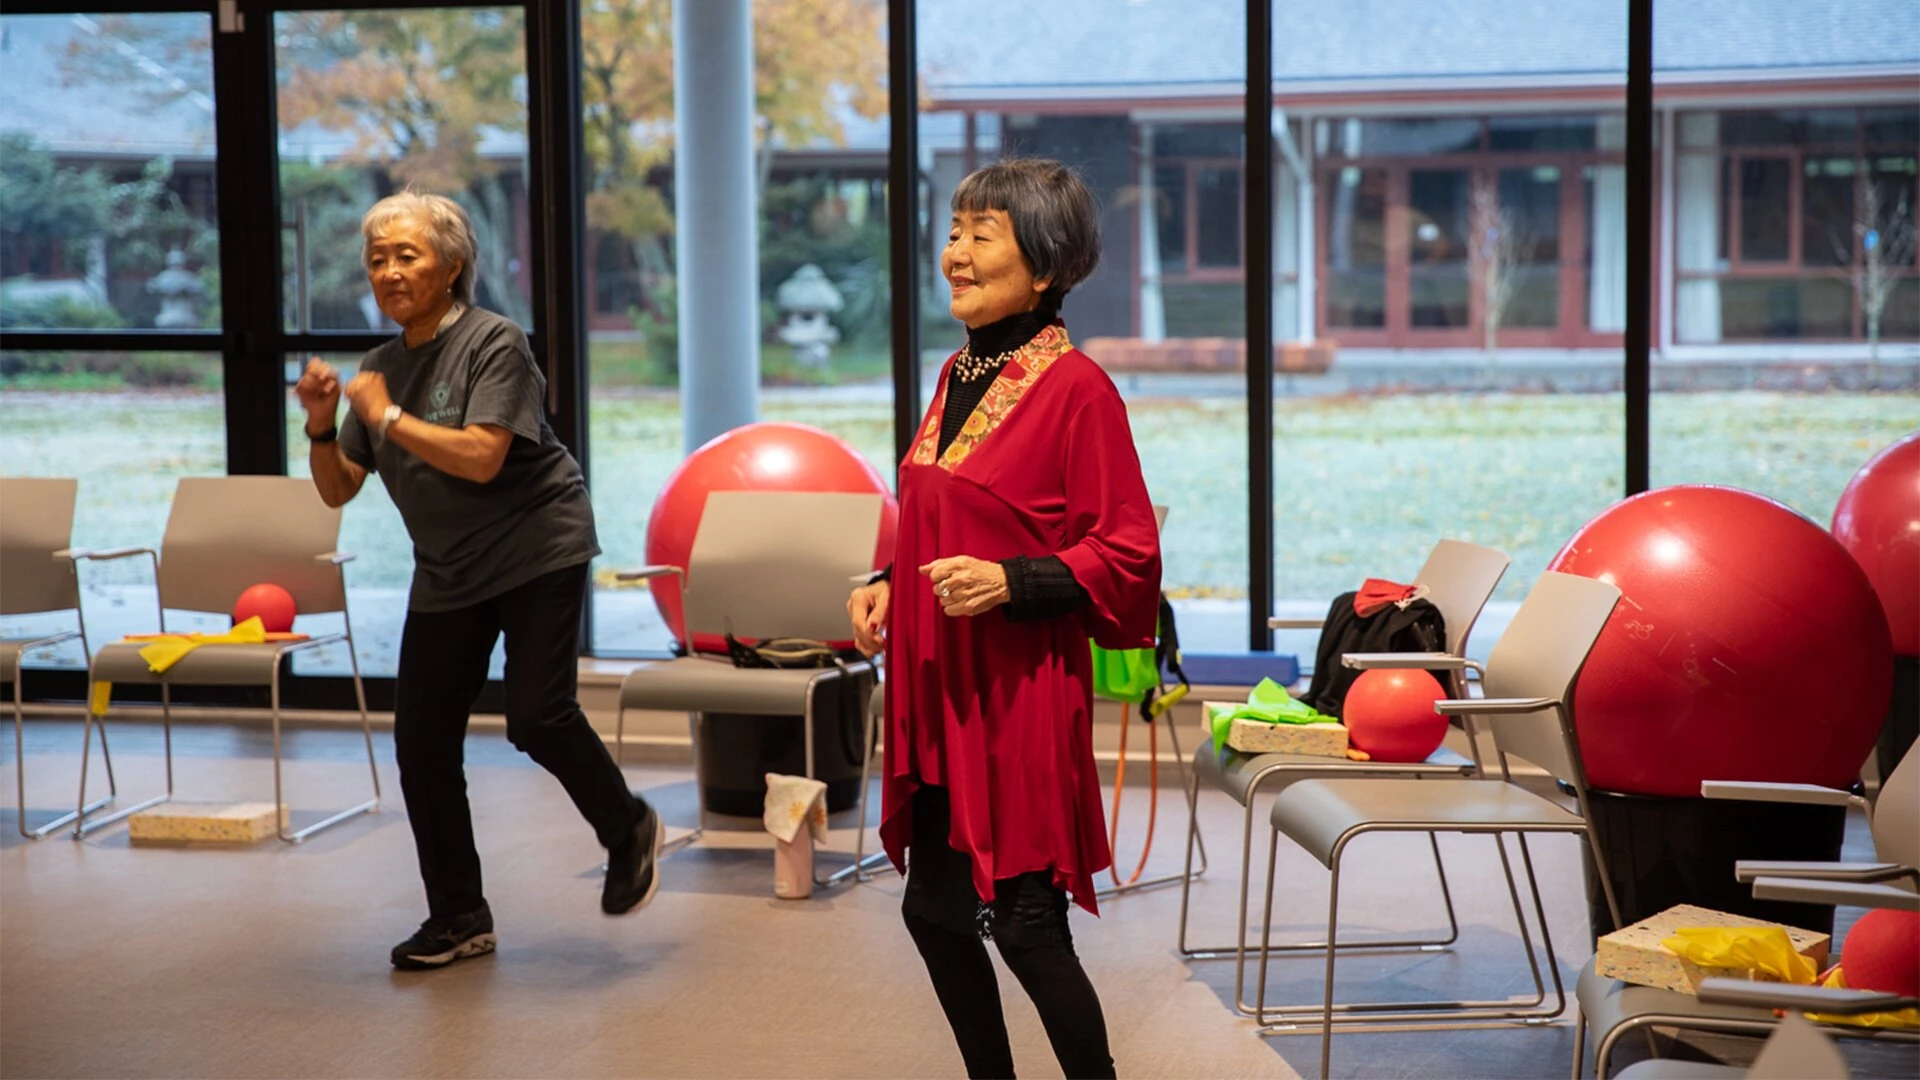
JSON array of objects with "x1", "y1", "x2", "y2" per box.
[{"x1": 1002, "y1": 554, "x2": 1091, "y2": 622}]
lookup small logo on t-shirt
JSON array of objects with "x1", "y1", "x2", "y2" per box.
[{"x1": 424, "y1": 380, "x2": 460, "y2": 425}]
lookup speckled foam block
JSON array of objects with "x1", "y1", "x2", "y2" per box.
[
  {"x1": 1225, "y1": 717, "x2": 1349, "y2": 757},
  {"x1": 127, "y1": 802, "x2": 290, "y2": 845},
  {"x1": 1594, "y1": 902, "x2": 1830, "y2": 995}
]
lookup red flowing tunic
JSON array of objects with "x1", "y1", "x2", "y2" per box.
[{"x1": 879, "y1": 323, "x2": 1162, "y2": 915}]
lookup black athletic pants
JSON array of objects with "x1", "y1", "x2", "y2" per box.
[
  {"x1": 394, "y1": 561, "x2": 644, "y2": 919},
  {"x1": 902, "y1": 785, "x2": 1116, "y2": 1079}
]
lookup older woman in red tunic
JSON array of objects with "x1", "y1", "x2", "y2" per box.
[{"x1": 846, "y1": 159, "x2": 1161, "y2": 1079}]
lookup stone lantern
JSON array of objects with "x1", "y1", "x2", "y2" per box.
[
  {"x1": 775, "y1": 263, "x2": 843, "y2": 368},
  {"x1": 146, "y1": 248, "x2": 206, "y2": 329}
]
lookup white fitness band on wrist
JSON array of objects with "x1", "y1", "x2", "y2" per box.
[{"x1": 378, "y1": 403, "x2": 403, "y2": 438}]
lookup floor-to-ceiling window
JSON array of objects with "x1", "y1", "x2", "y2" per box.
[
  {"x1": 1652, "y1": 0, "x2": 1919, "y2": 521},
  {"x1": 584, "y1": 0, "x2": 891, "y2": 655},
  {"x1": 1268, "y1": 6, "x2": 1628, "y2": 660},
  {"x1": 916, "y1": 2, "x2": 1253, "y2": 653},
  {"x1": 273, "y1": 6, "x2": 535, "y2": 678},
  {"x1": 0, "y1": 11, "x2": 226, "y2": 661}
]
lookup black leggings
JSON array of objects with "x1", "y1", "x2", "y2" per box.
[{"x1": 902, "y1": 786, "x2": 1115, "y2": 1080}]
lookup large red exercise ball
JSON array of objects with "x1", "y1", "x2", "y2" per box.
[
  {"x1": 1831, "y1": 431, "x2": 1920, "y2": 656},
  {"x1": 644, "y1": 422, "x2": 897, "y2": 653},
  {"x1": 1344, "y1": 668, "x2": 1449, "y2": 763},
  {"x1": 1841, "y1": 908, "x2": 1920, "y2": 998},
  {"x1": 1549, "y1": 485, "x2": 1893, "y2": 797},
  {"x1": 232, "y1": 583, "x2": 296, "y2": 634}
]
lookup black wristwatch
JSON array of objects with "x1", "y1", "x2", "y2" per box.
[{"x1": 307, "y1": 424, "x2": 339, "y2": 443}]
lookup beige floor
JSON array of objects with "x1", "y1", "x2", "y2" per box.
[{"x1": 1, "y1": 719, "x2": 1907, "y2": 1079}]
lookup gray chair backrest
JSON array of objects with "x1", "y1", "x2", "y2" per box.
[
  {"x1": 157, "y1": 477, "x2": 347, "y2": 617},
  {"x1": 0, "y1": 477, "x2": 81, "y2": 617},
  {"x1": 1480, "y1": 571, "x2": 1620, "y2": 788},
  {"x1": 1873, "y1": 747, "x2": 1918, "y2": 870},
  {"x1": 683, "y1": 490, "x2": 883, "y2": 644},
  {"x1": 1413, "y1": 539, "x2": 1510, "y2": 658}
]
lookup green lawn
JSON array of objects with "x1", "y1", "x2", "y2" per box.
[{"x1": 2, "y1": 385, "x2": 1911, "y2": 610}]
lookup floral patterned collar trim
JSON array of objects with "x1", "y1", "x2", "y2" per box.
[{"x1": 911, "y1": 323, "x2": 1073, "y2": 472}]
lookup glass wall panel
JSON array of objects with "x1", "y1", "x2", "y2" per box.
[
  {"x1": 1274, "y1": 6, "x2": 1626, "y2": 663},
  {"x1": 918, "y1": 3, "x2": 1250, "y2": 652},
  {"x1": 272, "y1": 8, "x2": 531, "y2": 675},
  {"x1": 284, "y1": 352, "x2": 440, "y2": 678},
  {"x1": 1653, "y1": 11, "x2": 1918, "y2": 523},
  {"x1": 585, "y1": 0, "x2": 892, "y2": 653},
  {"x1": 0, "y1": 352, "x2": 226, "y2": 665},
  {"x1": 273, "y1": 8, "x2": 534, "y2": 334},
  {"x1": 0, "y1": 13, "x2": 225, "y2": 670},
  {"x1": 0, "y1": 13, "x2": 220, "y2": 334}
]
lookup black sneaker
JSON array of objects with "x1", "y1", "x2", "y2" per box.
[
  {"x1": 390, "y1": 905, "x2": 497, "y2": 970},
  {"x1": 602, "y1": 799, "x2": 664, "y2": 915}
]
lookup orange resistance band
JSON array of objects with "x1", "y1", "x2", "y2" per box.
[{"x1": 1107, "y1": 699, "x2": 1159, "y2": 887}]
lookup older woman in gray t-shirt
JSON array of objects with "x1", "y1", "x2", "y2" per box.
[{"x1": 296, "y1": 192, "x2": 661, "y2": 971}]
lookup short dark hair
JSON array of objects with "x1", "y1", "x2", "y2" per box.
[{"x1": 950, "y1": 158, "x2": 1100, "y2": 315}]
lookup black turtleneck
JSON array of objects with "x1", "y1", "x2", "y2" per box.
[{"x1": 936, "y1": 307, "x2": 1056, "y2": 458}]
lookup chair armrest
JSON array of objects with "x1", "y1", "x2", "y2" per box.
[
  {"x1": 1341, "y1": 652, "x2": 1483, "y2": 676},
  {"x1": 1700, "y1": 780, "x2": 1854, "y2": 806},
  {"x1": 1267, "y1": 617, "x2": 1325, "y2": 630},
  {"x1": 52, "y1": 547, "x2": 93, "y2": 560},
  {"x1": 1696, "y1": 977, "x2": 1915, "y2": 1015},
  {"x1": 1432, "y1": 696, "x2": 1554, "y2": 716},
  {"x1": 1735, "y1": 860, "x2": 1914, "y2": 885},
  {"x1": 1750, "y1": 877, "x2": 1920, "y2": 912},
  {"x1": 315, "y1": 551, "x2": 356, "y2": 565},
  {"x1": 275, "y1": 633, "x2": 347, "y2": 655},
  {"x1": 74, "y1": 546, "x2": 157, "y2": 562},
  {"x1": 614, "y1": 564, "x2": 684, "y2": 583}
]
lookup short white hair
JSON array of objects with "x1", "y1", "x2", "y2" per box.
[{"x1": 361, "y1": 191, "x2": 479, "y2": 305}]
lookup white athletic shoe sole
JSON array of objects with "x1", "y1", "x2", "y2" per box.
[{"x1": 393, "y1": 932, "x2": 498, "y2": 970}]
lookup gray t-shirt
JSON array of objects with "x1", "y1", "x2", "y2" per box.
[{"x1": 340, "y1": 307, "x2": 600, "y2": 611}]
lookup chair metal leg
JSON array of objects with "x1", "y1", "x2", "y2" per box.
[
  {"x1": 14, "y1": 651, "x2": 114, "y2": 839},
  {"x1": 1231, "y1": 798, "x2": 1463, "y2": 1018},
  {"x1": 1319, "y1": 840, "x2": 1347, "y2": 1079},
  {"x1": 272, "y1": 662, "x2": 377, "y2": 844},
  {"x1": 1513, "y1": 832, "x2": 1568, "y2": 1018},
  {"x1": 824, "y1": 680, "x2": 891, "y2": 887},
  {"x1": 1186, "y1": 767, "x2": 1460, "y2": 978},
  {"x1": 349, "y1": 640, "x2": 382, "y2": 806},
  {"x1": 1252, "y1": 826, "x2": 1581, "y2": 1031},
  {"x1": 810, "y1": 667, "x2": 890, "y2": 888},
  {"x1": 73, "y1": 686, "x2": 171, "y2": 839},
  {"x1": 1571, "y1": 1012, "x2": 1588, "y2": 1078},
  {"x1": 655, "y1": 710, "x2": 704, "y2": 856},
  {"x1": 1098, "y1": 712, "x2": 1205, "y2": 899}
]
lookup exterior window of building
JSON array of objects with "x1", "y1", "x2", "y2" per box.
[
  {"x1": 1674, "y1": 105, "x2": 1920, "y2": 343},
  {"x1": 1310, "y1": 114, "x2": 1623, "y2": 348}
]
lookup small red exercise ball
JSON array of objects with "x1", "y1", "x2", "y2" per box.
[
  {"x1": 232, "y1": 583, "x2": 297, "y2": 634},
  {"x1": 1832, "y1": 431, "x2": 1920, "y2": 656},
  {"x1": 1549, "y1": 485, "x2": 1893, "y2": 797},
  {"x1": 1840, "y1": 908, "x2": 1920, "y2": 998},
  {"x1": 1344, "y1": 668, "x2": 1449, "y2": 763},
  {"x1": 645, "y1": 422, "x2": 897, "y2": 652}
]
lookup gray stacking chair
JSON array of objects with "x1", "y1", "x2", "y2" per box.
[
  {"x1": 1177, "y1": 538, "x2": 1510, "y2": 1018},
  {"x1": 1, "y1": 477, "x2": 114, "y2": 839},
  {"x1": 75, "y1": 476, "x2": 380, "y2": 842},
  {"x1": 614, "y1": 490, "x2": 888, "y2": 888},
  {"x1": 1613, "y1": 980, "x2": 1913, "y2": 1080},
  {"x1": 1254, "y1": 571, "x2": 1624, "y2": 1078},
  {"x1": 1574, "y1": 748, "x2": 1920, "y2": 1078}
]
